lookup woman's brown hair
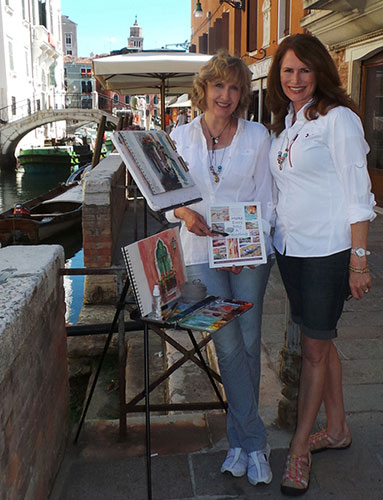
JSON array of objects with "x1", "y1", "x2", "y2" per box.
[
  {"x1": 192, "y1": 50, "x2": 252, "y2": 118},
  {"x1": 266, "y1": 33, "x2": 359, "y2": 136}
]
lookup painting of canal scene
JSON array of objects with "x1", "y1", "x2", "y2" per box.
[
  {"x1": 207, "y1": 202, "x2": 267, "y2": 268},
  {"x1": 113, "y1": 130, "x2": 202, "y2": 212}
]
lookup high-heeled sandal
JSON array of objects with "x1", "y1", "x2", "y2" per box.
[{"x1": 309, "y1": 428, "x2": 352, "y2": 454}]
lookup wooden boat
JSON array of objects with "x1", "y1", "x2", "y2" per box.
[{"x1": 0, "y1": 183, "x2": 82, "y2": 246}]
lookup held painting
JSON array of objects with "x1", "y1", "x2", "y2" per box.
[{"x1": 113, "y1": 130, "x2": 202, "y2": 212}]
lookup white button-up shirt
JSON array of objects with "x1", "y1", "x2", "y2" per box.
[
  {"x1": 270, "y1": 103, "x2": 376, "y2": 257},
  {"x1": 167, "y1": 115, "x2": 274, "y2": 266}
]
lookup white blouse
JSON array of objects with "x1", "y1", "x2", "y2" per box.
[
  {"x1": 269, "y1": 103, "x2": 376, "y2": 257},
  {"x1": 166, "y1": 115, "x2": 274, "y2": 266}
]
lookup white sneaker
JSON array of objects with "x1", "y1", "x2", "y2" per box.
[
  {"x1": 247, "y1": 444, "x2": 272, "y2": 485},
  {"x1": 220, "y1": 447, "x2": 248, "y2": 477}
]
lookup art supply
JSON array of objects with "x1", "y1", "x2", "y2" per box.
[
  {"x1": 163, "y1": 301, "x2": 179, "y2": 320},
  {"x1": 211, "y1": 229, "x2": 229, "y2": 237},
  {"x1": 152, "y1": 285, "x2": 162, "y2": 320}
]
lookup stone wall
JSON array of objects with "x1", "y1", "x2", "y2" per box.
[
  {"x1": 0, "y1": 245, "x2": 69, "y2": 500},
  {"x1": 82, "y1": 153, "x2": 126, "y2": 304}
]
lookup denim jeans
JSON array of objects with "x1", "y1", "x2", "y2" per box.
[{"x1": 186, "y1": 259, "x2": 272, "y2": 452}]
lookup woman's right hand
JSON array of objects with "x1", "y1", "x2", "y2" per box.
[{"x1": 174, "y1": 207, "x2": 212, "y2": 237}]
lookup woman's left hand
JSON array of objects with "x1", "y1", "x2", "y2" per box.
[
  {"x1": 349, "y1": 270, "x2": 371, "y2": 300},
  {"x1": 349, "y1": 221, "x2": 371, "y2": 300}
]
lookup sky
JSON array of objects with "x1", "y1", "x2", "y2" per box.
[{"x1": 61, "y1": 0, "x2": 192, "y2": 57}]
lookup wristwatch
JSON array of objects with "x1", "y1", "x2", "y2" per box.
[{"x1": 350, "y1": 248, "x2": 371, "y2": 258}]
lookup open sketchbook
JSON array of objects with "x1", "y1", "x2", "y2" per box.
[
  {"x1": 206, "y1": 201, "x2": 267, "y2": 268},
  {"x1": 121, "y1": 227, "x2": 187, "y2": 317},
  {"x1": 113, "y1": 130, "x2": 202, "y2": 212}
]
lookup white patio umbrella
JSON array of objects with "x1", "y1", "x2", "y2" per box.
[{"x1": 92, "y1": 52, "x2": 212, "y2": 129}]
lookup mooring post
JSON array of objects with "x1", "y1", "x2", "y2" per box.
[{"x1": 277, "y1": 296, "x2": 302, "y2": 429}]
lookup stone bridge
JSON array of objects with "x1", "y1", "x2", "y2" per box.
[{"x1": 0, "y1": 108, "x2": 119, "y2": 166}]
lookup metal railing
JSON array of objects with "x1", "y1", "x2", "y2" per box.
[{"x1": 0, "y1": 92, "x2": 133, "y2": 125}]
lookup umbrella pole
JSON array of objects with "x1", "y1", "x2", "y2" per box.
[{"x1": 160, "y1": 79, "x2": 166, "y2": 131}]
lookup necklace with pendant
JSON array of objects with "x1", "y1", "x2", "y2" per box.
[
  {"x1": 209, "y1": 146, "x2": 228, "y2": 183},
  {"x1": 203, "y1": 116, "x2": 232, "y2": 182},
  {"x1": 277, "y1": 124, "x2": 305, "y2": 170}
]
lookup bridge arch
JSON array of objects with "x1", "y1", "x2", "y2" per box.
[{"x1": 0, "y1": 109, "x2": 119, "y2": 166}]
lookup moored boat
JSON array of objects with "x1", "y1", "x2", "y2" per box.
[
  {"x1": 17, "y1": 146, "x2": 78, "y2": 175},
  {"x1": 0, "y1": 183, "x2": 82, "y2": 246}
]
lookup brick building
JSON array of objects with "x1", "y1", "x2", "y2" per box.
[
  {"x1": 190, "y1": 0, "x2": 383, "y2": 205},
  {"x1": 190, "y1": 0, "x2": 306, "y2": 123},
  {"x1": 301, "y1": 0, "x2": 383, "y2": 205}
]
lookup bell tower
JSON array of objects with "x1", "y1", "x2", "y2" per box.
[{"x1": 127, "y1": 16, "x2": 143, "y2": 51}]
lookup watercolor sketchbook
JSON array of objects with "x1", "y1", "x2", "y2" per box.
[
  {"x1": 113, "y1": 130, "x2": 202, "y2": 212},
  {"x1": 206, "y1": 201, "x2": 267, "y2": 268},
  {"x1": 121, "y1": 227, "x2": 187, "y2": 317}
]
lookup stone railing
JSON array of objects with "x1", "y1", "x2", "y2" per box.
[
  {"x1": 0, "y1": 245, "x2": 69, "y2": 500},
  {"x1": 82, "y1": 153, "x2": 127, "y2": 304}
]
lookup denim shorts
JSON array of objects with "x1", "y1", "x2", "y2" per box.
[{"x1": 275, "y1": 249, "x2": 350, "y2": 340}]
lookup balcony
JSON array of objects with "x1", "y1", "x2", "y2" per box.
[
  {"x1": 32, "y1": 25, "x2": 60, "y2": 60},
  {"x1": 301, "y1": 0, "x2": 383, "y2": 46}
]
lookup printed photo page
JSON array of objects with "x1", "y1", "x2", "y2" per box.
[{"x1": 206, "y1": 202, "x2": 267, "y2": 268}]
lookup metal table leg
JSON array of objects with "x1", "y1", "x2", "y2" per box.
[{"x1": 144, "y1": 322, "x2": 152, "y2": 500}]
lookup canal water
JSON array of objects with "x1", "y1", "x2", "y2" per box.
[{"x1": 0, "y1": 166, "x2": 84, "y2": 325}]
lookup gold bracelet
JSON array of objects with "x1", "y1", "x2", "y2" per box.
[{"x1": 349, "y1": 265, "x2": 370, "y2": 274}]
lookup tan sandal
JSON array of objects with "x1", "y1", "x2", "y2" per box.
[
  {"x1": 281, "y1": 452, "x2": 311, "y2": 496},
  {"x1": 309, "y1": 428, "x2": 352, "y2": 454}
]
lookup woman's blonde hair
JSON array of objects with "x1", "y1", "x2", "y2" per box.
[{"x1": 192, "y1": 50, "x2": 252, "y2": 118}]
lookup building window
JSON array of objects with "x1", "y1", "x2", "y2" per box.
[
  {"x1": 38, "y1": 0, "x2": 47, "y2": 27},
  {"x1": 11, "y1": 96, "x2": 16, "y2": 115},
  {"x1": 25, "y1": 48, "x2": 29, "y2": 77},
  {"x1": 125, "y1": 96, "x2": 130, "y2": 105},
  {"x1": 153, "y1": 95, "x2": 159, "y2": 104},
  {"x1": 22, "y1": 0, "x2": 26, "y2": 19},
  {"x1": 262, "y1": 0, "x2": 271, "y2": 47},
  {"x1": 247, "y1": 0, "x2": 258, "y2": 52},
  {"x1": 67, "y1": 50, "x2": 72, "y2": 55},
  {"x1": 8, "y1": 39, "x2": 14, "y2": 72},
  {"x1": 113, "y1": 94, "x2": 119, "y2": 104},
  {"x1": 82, "y1": 98, "x2": 92, "y2": 109},
  {"x1": 65, "y1": 32, "x2": 72, "y2": 46},
  {"x1": 49, "y1": 64, "x2": 56, "y2": 86},
  {"x1": 363, "y1": 53, "x2": 383, "y2": 172},
  {"x1": 278, "y1": 0, "x2": 290, "y2": 40}
]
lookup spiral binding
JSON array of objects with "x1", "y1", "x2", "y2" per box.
[{"x1": 121, "y1": 246, "x2": 145, "y2": 316}]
